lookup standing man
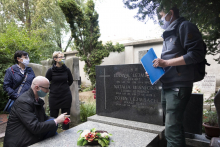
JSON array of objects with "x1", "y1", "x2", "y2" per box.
[
  {"x1": 146, "y1": 6, "x2": 205, "y2": 147},
  {"x1": 4, "y1": 76, "x2": 70, "y2": 147}
]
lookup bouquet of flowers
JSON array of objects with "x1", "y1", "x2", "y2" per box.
[
  {"x1": 192, "y1": 86, "x2": 201, "y2": 93},
  {"x1": 77, "y1": 128, "x2": 113, "y2": 147}
]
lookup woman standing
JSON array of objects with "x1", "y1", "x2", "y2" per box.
[
  {"x1": 45, "y1": 51, "x2": 73, "y2": 130},
  {"x1": 3, "y1": 51, "x2": 35, "y2": 112}
]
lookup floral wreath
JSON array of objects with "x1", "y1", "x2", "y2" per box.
[{"x1": 77, "y1": 128, "x2": 113, "y2": 147}]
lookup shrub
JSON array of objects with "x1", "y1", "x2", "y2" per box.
[
  {"x1": 203, "y1": 110, "x2": 218, "y2": 127},
  {"x1": 80, "y1": 100, "x2": 96, "y2": 122},
  {"x1": 203, "y1": 93, "x2": 218, "y2": 127},
  {"x1": 0, "y1": 23, "x2": 43, "y2": 112},
  {"x1": 80, "y1": 84, "x2": 93, "y2": 92},
  {"x1": 0, "y1": 52, "x2": 13, "y2": 112}
]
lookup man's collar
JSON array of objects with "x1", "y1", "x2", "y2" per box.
[
  {"x1": 35, "y1": 97, "x2": 39, "y2": 102},
  {"x1": 165, "y1": 17, "x2": 185, "y2": 31}
]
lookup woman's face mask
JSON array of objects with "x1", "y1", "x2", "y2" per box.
[
  {"x1": 22, "y1": 58, "x2": 30, "y2": 66},
  {"x1": 55, "y1": 54, "x2": 65, "y2": 65},
  {"x1": 58, "y1": 59, "x2": 65, "y2": 64},
  {"x1": 19, "y1": 55, "x2": 30, "y2": 66},
  {"x1": 159, "y1": 12, "x2": 173, "y2": 30}
]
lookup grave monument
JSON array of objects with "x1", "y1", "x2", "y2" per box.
[{"x1": 31, "y1": 63, "x2": 207, "y2": 147}]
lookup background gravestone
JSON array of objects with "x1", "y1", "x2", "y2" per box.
[
  {"x1": 138, "y1": 50, "x2": 148, "y2": 62},
  {"x1": 96, "y1": 64, "x2": 203, "y2": 134},
  {"x1": 194, "y1": 75, "x2": 216, "y2": 94}
]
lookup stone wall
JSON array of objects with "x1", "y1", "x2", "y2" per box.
[
  {"x1": 28, "y1": 57, "x2": 80, "y2": 126},
  {"x1": 64, "y1": 38, "x2": 220, "y2": 90}
]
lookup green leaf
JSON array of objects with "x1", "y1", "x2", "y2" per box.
[
  {"x1": 82, "y1": 140, "x2": 88, "y2": 146},
  {"x1": 90, "y1": 128, "x2": 96, "y2": 133},
  {"x1": 102, "y1": 138, "x2": 109, "y2": 145},
  {"x1": 77, "y1": 130, "x2": 83, "y2": 134},
  {"x1": 98, "y1": 139, "x2": 106, "y2": 147},
  {"x1": 96, "y1": 133, "x2": 101, "y2": 137},
  {"x1": 77, "y1": 138, "x2": 84, "y2": 146}
]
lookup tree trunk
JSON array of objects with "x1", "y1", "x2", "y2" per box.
[
  {"x1": 24, "y1": 0, "x2": 31, "y2": 32},
  {"x1": 64, "y1": 36, "x2": 73, "y2": 52}
]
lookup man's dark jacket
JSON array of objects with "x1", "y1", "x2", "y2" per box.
[
  {"x1": 4, "y1": 88, "x2": 57, "y2": 147},
  {"x1": 160, "y1": 17, "x2": 205, "y2": 88}
]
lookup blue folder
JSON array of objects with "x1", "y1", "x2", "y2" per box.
[{"x1": 140, "y1": 48, "x2": 165, "y2": 85}]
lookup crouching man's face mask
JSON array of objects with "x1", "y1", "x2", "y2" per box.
[
  {"x1": 37, "y1": 88, "x2": 47, "y2": 97},
  {"x1": 159, "y1": 11, "x2": 173, "y2": 30}
]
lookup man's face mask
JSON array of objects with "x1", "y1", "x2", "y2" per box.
[{"x1": 159, "y1": 12, "x2": 173, "y2": 30}]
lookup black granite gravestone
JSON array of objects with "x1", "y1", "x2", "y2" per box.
[
  {"x1": 96, "y1": 64, "x2": 203, "y2": 134},
  {"x1": 96, "y1": 64, "x2": 163, "y2": 126}
]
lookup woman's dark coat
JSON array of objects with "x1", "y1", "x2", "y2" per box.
[
  {"x1": 45, "y1": 64, "x2": 73, "y2": 109},
  {"x1": 3, "y1": 64, "x2": 35, "y2": 99}
]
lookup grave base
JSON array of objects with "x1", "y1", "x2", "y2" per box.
[
  {"x1": 185, "y1": 133, "x2": 210, "y2": 147},
  {"x1": 89, "y1": 115, "x2": 210, "y2": 147},
  {"x1": 88, "y1": 115, "x2": 165, "y2": 139}
]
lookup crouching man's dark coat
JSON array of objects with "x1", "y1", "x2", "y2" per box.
[{"x1": 4, "y1": 88, "x2": 57, "y2": 147}]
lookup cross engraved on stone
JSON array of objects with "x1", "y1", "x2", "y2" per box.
[{"x1": 99, "y1": 68, "x2": 110, "y2": 109}]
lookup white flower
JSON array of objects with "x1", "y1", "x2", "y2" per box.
[
  {"x1": 101, "y1": 132, "x2": 109, "y2": 138},
  {"x1": 80, "y1": 130, "x2": 90, "y2": 138},
  {"x1": 192, "y1": 86, "x2": 201, "y2": 93}
]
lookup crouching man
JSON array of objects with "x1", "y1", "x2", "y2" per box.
[{"x1": 4, "y1": 76, "x2": 70, "y2": 147}]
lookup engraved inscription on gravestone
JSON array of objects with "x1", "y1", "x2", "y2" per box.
[
  {"x1": 96, "y1": 64, "x2": 163, "y2": 126},
  {"x1": 194, "y1": 75, "x2": 216, "y2": 93}
]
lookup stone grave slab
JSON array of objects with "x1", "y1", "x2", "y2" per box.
[
  {"x1": 185, "y1": 133, "x2": 210, "y2": 147},
  {"x1": 0, "y1": 114, "x2": 8, "y2": 142},
  {"x1": 88, "y1": 115, "x2": 165, "y2": 139},
  {"x1": 30, "y1": 121, "x2": 159, "y2": 147}
]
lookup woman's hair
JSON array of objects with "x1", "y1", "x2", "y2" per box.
[
  {"x1": 14, "y1": 51, "x2": 28, "y2": 64},
  {"x1": 52, "y1": 51, "x2": 63, "y2": 65}
]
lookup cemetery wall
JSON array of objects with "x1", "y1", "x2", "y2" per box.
[{"x1": 64, "y1": 38, "x2": 220, "y2": 91}]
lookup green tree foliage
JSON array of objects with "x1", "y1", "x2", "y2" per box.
[
  {"x1": 0, "y1": 0, "x2": 72, "y2": 56},
  {"x1": 0, "y1": 23, "x2": 45, "y2": 111},
  {"x1": 59, "y1": 0, "x2": 124, "y2": 86},
  {"x1": 123, "y1": 0, "x2": 220, "y2": 56}
]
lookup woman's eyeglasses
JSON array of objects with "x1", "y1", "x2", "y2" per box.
[{"x1": 56, "y1": 56, "x2": 65, "y2": 59}]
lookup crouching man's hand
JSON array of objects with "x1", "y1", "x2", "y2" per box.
[{"x1": 55, "y1": 112, "x2": 70, "y2": 124}]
